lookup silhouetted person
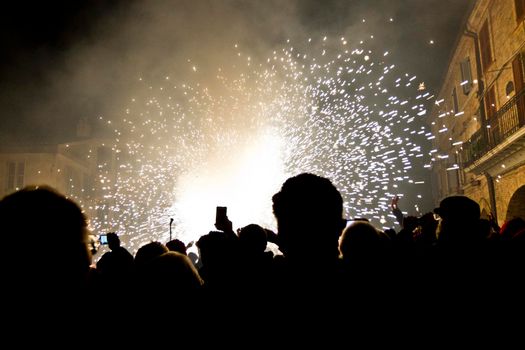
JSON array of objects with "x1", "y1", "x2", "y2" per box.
[
  {"x1": 238, "y1": 224, "x2": 268, "y2": 256},
  {"x1": 135, "y1": 251, "x2": 203, "y2": 321},
  {"x1": 272, "y1": 173, "x2": 345, "y2": 263},
  {"x1": 166, "y1": 238, "x2": 188, "y2": 255},
  {"x1": 413, "y1": 212, "x2": 438, "y2": 246},
  {"x1": 95, "y1": 232, "x2": 134, "y2": 295},
  {"x1": 432, "y1": 195, "x2": 494, "y2": 316},
  {"x1": 236, "y1": 224, "x2": 274, "y2": 296},
  {"x1": 270, "y1": 173, "x2": 346, "y2": 317},
  {"x1": 338, "y1": 220, "x2": 393, "y2": 306},
  {"x1": 0, "y1": 186, "x2": 93, "y2": 332},
  {"x1": 391, "y1": 195, "x2": 404, "y2": 227},
  {"x1": 133, "y1": 241, "x2": 169, "y2": 289},
  {"x1": 196, "y1": 230, "x2": 239, "y2": 294},
  {"x1": 434, "y1": 195, "x2": 483, "y2": 246},
  {"x1": 134, "y1": 241, "x2": 169, "y2": 268},
  {"x1": 500, "y1": 217, "x2": 525, "y2": 240},
  {"x1": 390, "y1": 195, "x2": 420, "y2": 242},
  {"x1": 138, "y1": 251, "x2": 203, "y2": 295},
  {"x1": 339, "y1": 220, "x2": 389, "y2": 270}
]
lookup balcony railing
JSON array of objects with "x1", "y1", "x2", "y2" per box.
[{"x1": 462, "y1": 88, "x2": 525, "y2": 167}]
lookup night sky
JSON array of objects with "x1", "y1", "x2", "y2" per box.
[
  {"x1": 0, "y1": 0, "x2": 473, "y2": 142},
  {"x1": 0, "y1": 0, "x2": 480, "y2": 238}
]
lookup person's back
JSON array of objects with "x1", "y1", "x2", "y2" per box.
[
  {"x1": 134, "y1": 251, "x2": 203, "y2": 321},
  {"x1": 236, "y1": 224, "x2": 274, "y2": 300},
  {"x1": 95, "y1": 232, "x2": 134, "y2": 294},
  {"x1": 270, "y1": 173, "x2": 346, "y2": 314},
  {"x1": 0, "y1": 186, "x2": 93, "y2": 332},
  {"x1": 339, "y1": 220, "x2": 389, "y2": 270},
  {"x1": 434, "y1": 195, "x2": 482, "y2": 246},
  {"x1": 431, "y1": 195, "x2": 498, "y2": 315}
]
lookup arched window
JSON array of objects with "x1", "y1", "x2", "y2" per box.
[{"x1": 506, "y1": 185, "x2": 525, "y2": 222}]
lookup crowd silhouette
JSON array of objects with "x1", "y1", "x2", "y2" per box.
[{"x1": 1, "y1": 173, "x2": 524, "y2": 338}]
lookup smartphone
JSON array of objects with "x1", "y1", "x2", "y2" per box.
[
  {"x1": 216, "y1": 206, "x2": 227, "y2": 224},
  {"x1": 99, "y1": 234, "x2": 108, "y2": 245}
]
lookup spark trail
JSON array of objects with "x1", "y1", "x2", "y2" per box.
[{"x1": 94, "y1": 35, "x2": 432, "y2": 251}]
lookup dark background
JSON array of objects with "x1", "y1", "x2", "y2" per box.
[{"x1": 0, "y1": 0, "x2": 473, "y2": 142}]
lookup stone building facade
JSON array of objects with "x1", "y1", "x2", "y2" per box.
[
  {"x1": 429, "y1": 0, "x2": 525, "y2": 225},
  {"x1": 0, "y1": 138, "x2": 118, "y2": 232}
]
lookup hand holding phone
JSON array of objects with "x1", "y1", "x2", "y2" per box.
[
  {"x1": 216, "y1": 206, "x2": 227, "y2": 225},
  {"x1": 215, "y1": 206, "x2": 232, "y2": 233},
  {"x1": 99, "y1": 234, "x2": 108, "y2": 245},
  {"x1": 391, "y1": 196, "x2": 399, "y2": 210}
]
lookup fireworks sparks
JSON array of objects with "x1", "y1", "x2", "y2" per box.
[{"x1": 92, "y1": 34, "x2": 433, "y2": 250}]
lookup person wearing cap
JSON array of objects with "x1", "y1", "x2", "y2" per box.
[{"x1": 433, "y1": 195, "x2": 483, "y2": 245}]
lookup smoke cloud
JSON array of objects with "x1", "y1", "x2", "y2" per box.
[{"x1": 0, "y1": 0, "x2": 472, "y2": 141}]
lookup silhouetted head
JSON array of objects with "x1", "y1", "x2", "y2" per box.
[
  {"x1": 140, "y1": 251, "x2": 203, "y2": 295},
  {"x1": 434, "y1": 196, "x2": 480, "y2": 223},
  {"x1": 134, "y1": 241, "x2": 168, "y2": 268},
  {"x1": 417, "y1": 212, "x2": 438, "y2": 243},
  {"x1": 196, "y1": 230, "x2": 238, "y2": 267},
  {"x1": 0, "y1": 186, "x2": 91, "y2": 288},
  {"x1": 107, "y1": 232, "x2": 121, "y2": 251},
  {"x1": 166, "y1": 238, "x2": 187, "y2": 255},
  {"x1": 339, "y1": 221, "x2": 385, "y2": 261},
  {"x1": 272, "y1": 173, "x2": 345, "y2": 260},
  {"x1": 238, "y1": 224, "x2": 267, "y2": 255},
  {"x1": 434, "y1": 195, "x2": 481, "y2": 243}
]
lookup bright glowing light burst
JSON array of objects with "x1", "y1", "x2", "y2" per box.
[
  {"x1": 97, "y1": 34, "x2": 432, "y2": 250},
  {"x1": 172, "y1": 130, "x2": 286, "y2": 243}
]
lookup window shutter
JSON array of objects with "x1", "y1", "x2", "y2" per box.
[
  {"x1": 479, "y1": 20, "x2": 492, "y2": 72},
  {"x1": 16, "y1": 162, "x2": 25, "y2": 189},
  {"x1": 460, "y1": 57, "x2": 473, "y2": 95},
  {"x1": 516, "y1": 0, "x2": 525, "y2": 22},
  {"x1": 512, "y1": 53, "x2": 524, "y2": 93}
]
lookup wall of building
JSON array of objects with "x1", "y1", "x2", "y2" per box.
[
  {"x1": 0, "y1": 153, "x2": 58, "y2": 198},
  {"x1": 429, "y1": 0, "x2": 525, "y2": 223},
  {"x1": 494, "y1": 163, "x2": 525, "y2": 222},
  {"x1": 463, "y1": 174, "x2": 491, "y2": 215},
  {"x1": 0, "y1": 139, "x2": 118, "y2": 229},
  {"x1": 484, "y1": 0, "x2": 525, "y2": 111}
]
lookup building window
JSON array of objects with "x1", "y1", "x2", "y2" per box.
[
  {"x1": 6, "y1": 161, "x2": 25, "y2": 191},
  {"x1": 16, "y1": 162, "x2": 25, "y2": 189},
  {"x1": 516, "y1": 0, "x2": 525, "y2": 22},
  {"x1": 460, "y1": 57, "x2": 473, "y2": 95},
  {"x1": 479, "y1": 20, "x2": 493, "y2": 72},
  {"x1": 512, "y1": 52, "x2": 525, "y2": 92},
  {"x1": 452, "y1": 87, "x2": 459, "y2": 114},
  {"x1": 512, "y1": 51, "x2": 525, "y2": 124}
]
